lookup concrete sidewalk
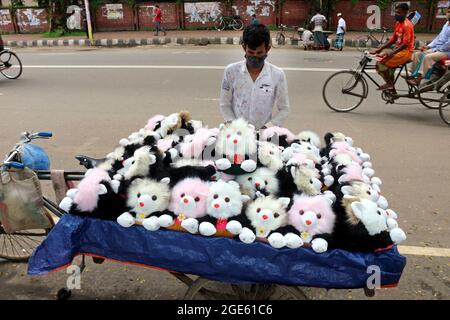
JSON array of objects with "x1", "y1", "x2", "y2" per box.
[{"x1": 2, "y1": 30, "x2": 436, "y2": 48}]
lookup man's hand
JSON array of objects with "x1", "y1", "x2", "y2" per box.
[
  {"x1": 419, "y1": 45, "x2": 429, "y2": 52},
  {"x1": 369, "y1": 48, "x2": 381, "y2": 55}
]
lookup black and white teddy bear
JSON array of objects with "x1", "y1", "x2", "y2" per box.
[
  {"x1": 236, "y1": 167, "x2": 280, "y2": 199},
  {"x1": 116, "y1": 177, "x2": 171, "y2": 230},
  {"x1": 59, "y1": 168, "x2": 126, "y2": 220},
  {"x1": 238, "y1": 192, "x2": 291, "y2": 248},
  {"x1": 332, "y1": 195, "x2": 407, "y2": 252},
  {"x1": 215, "y1": 118, "x2": 258, "y2": 175},
  {"x1": 198, "y1": 179, "x2": 250, "y2": 237}
]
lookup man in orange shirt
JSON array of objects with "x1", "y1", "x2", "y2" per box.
[{"x1": 371, "y1": 3, "x2": 414, "y2": 91}]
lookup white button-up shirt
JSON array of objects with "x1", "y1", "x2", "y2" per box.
[{"x1": 219, "y1": 60, "x2": 290, "y2": 130}]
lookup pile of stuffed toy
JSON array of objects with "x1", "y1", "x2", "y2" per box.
[{"x1": 59, "y1": 111, "x2": 406, "y2": 253}]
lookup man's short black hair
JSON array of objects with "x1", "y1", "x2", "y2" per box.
[
  {"x1": 396, "y1": 2, "x2": 409, "y2": 12},
  {"x1": 242, "y1": 24, "x2": 270, "y2": 49},
  {"x1": 155, "y1": 4, "x2": 159, "y2": 8}
]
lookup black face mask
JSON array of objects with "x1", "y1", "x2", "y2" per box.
[
  {"x1": 245, "y1": 54, "x2": 267, "y2": 69},
  {"x1": 395, "y1": 14, "x2": 406, "y2": 22}
]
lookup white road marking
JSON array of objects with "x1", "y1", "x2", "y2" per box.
[
  {"x1": 0, "y1": 93, "x2": 3, "y2": 96},
  {"x1": 20, "y1": 65, "x2": 375, "y2": 73},
  {"x1": 194, "y1": 98, "x2": 220, "y2": 101},
  {"x1": 398, "y1": 245, "x2": 450, "y2": 258}
]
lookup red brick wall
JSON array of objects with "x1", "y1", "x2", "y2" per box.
[
  {"x1": 16, "y1": 8, "x2": 49, "y2": 33},
  {"x1": 94, "y1": 3, "x2": 135, "y2": 32},
  {"x1": 232, "y1": 0, "x2": 277, "y2": 27},
  {"x1": 280, "y1": 0, "x2": 312, "y2": 27},
  {"x1": 0, "y1": 8, "x2": 15, "y2": 33},
  {"x1": 183, "y1": 1, "x2": 227, "y2": 29},
  {"x1": 333, "y1": 0, "x2": 428, "y2": 31},
  {"x1": 138, "y1": 2, "x2": 179, "y2": 30}
]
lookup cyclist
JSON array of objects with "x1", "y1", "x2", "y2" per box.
[
  {"x1": 370, "y1": 2, "x2": 414, "y2": 91},
  {"x1": 219, "y1": 24, "x2": 290, "y2": 130},
  {"x1": 406, "y1": 6, "x2": 450, "y2": 86}
]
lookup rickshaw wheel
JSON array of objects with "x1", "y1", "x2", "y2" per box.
[
  {"x1": 183, "y1": 277, "x2": 308, "y2": 300},
  {"x1": 0, "y1": 209, "x2": 54, "y2": 262}
]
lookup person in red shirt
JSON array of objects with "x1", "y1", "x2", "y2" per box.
[
  {"x1": 153, "y1": 5, "x2": 166, "y2": 36},
  {"x1": 371, "y1": 3, "x2": 414, "y2": 91}
]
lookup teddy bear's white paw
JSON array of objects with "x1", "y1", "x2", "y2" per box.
[
  {"x1": 168, "y1": 148, "x2": 178, "y2": 160},
  {"x1": 199, "y1": 222, "x2": 216, "y2": 236},
  {"x1": 216, "y1": 158, "x2": 232, "y2": 170},
  {"x1": 241, "y1": 159, "x2": 257, "y2": 172},
  {"x1": 66, "y1": 188, "x2": 79, "y2": 199},
  {"x1": 158, "y1": 214, "x2": 174, "y2": 228},
  {"x1": 282, "y1": 148, "x2": 294, "y2": 162},
  {"x1": 142, "y1": 216, "x2": 160, "y2": 231},
  {"x1": 59, "y1": 197, "x2": 73, "y2": 213},
  {"x1": 311, "y1": 238, "x2": 328, "y2": 253},
  {"x1": 117, "y1": 212, "x2": 135, "y2": 228},
  {"x1": 268, "y1": 233, "x2": 286, "y2": 249},
  {"x1": 181, "y1": 218, "x2": 199, "y2": 234},
  {"x1": 239, "y1": 227, "x2": 256, "y2": 244},
  {"x1": 390, "y1": 228, "x2": 407, "y2": 244},
  {"x1": 226, "y1": 220, "x2": 242, "y2": 235},
  {"x1": 323, "y1": 175, "x2": 334, "y2": 187},
  {"x1": 377, "y1": 196, "x2": 389, "y2": 210},
  {"x1": 284, "y1": 233, "x2": 304, "y2": 249},
  {"x1": 110, "y1": 180, "x2": 120, "y2": 194},
  {"x1": 386, "y1": 217, "x2": 398, "y2": 230}
]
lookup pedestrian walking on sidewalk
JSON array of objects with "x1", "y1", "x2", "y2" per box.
[
  {"x1": 334, "y1": 13, "x2": 346, "y2": 51},
  {"x1": 153, "y1": 5, "x2": 166, "y2": 36}
]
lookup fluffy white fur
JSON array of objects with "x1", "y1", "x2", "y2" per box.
[
  {"x1": 215, "y1": 118, "x2": 257, "y2": 158},
  {"x1": 257, "y1": 141, "x2": 284, "y2": 172},
  {"x1": 117, "y1": 178, "x2": 171, "y2": 230},
  {"x1": 236, "y1": 167, "x2": 280, "y2": 199},
  {"x1": 297, "y1": 130, "x2": 321, "y2": 148}
]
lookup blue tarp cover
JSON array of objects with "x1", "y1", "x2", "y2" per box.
[{"x1": 28, "y1": 214, "x2": 406, "y2": 289}]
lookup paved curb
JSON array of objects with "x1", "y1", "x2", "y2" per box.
[{"x1": 5, "y1": 37, "x2": 429, "y2": 49}]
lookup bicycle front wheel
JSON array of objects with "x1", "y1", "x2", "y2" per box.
[
  {"x1": 232, "y1": 19, "x2": 244, "y2": 31},
  {"x1": 322, "y1": 70, "x2": 368, "y2": 112},
  {"x1": 356, "y1": 36, "x2": 370, "y2": 52},
  {"x1": 272, "y1": 32, "x2": 285, "y2": 48},
  {"x1": 439, "y1": 87, "x2": 450, "y2": 126},
  {"x1": 0, "y1": 50, "x2": 23, "y2": 80}
]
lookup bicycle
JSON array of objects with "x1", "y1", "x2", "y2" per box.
[
  {"x1": 272, "y1": 24, "x2": 301, "y2": 48},
  {"x1": 0, "y1": 131, "x2": 84, "y2": 261},
  {"x1": 438, "y1": 83, "x2": 450, "y2": 125},
  {"x1": 0, "y1": 47, "x2": 23, "y2": 80},
  {"x1": 214, "y1": 15, "x2": 244, "y2": 31},
  {"x1": 322, "y1": 51, "x2": 450, "y2": 113},
  {"x1": 356, "y1": 28, "x2": 390, "y2": 52}
]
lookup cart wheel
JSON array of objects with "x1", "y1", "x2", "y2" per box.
[
  {"x1": 183, "y1": 277, "x2": 308, "y2": 300},
  {"x1": 364, "y1": 287, "x2": 376, "y2": 297},
  {"x1": 92, "y1": 257, "x2": 105, "y2": 264},
  {"x1": 0, "y1": 210, "x2": 54, "y2": 262},
  {"x1": 57, "y1": 288, "x2": 72, "y2": 300}
]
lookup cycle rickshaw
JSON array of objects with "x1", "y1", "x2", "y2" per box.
[{"x1": 322, "y1": 51, "x2": 450, "y2": 126}]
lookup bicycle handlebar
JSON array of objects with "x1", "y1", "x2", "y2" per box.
[{"x1": 3, "y1": 161, "x2": 25, "y2": 169}]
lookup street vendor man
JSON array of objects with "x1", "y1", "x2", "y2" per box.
[
  {"x1": 219, "y1": 24, "x2": 290, "y2": 130},
  {"x1": 370, "y1": 2, "x2": 415, "y2": 92}
]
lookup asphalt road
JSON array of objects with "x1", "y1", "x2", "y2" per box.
[{"x1": 0, "y1": 45, "x2": 449, "y2": 300}]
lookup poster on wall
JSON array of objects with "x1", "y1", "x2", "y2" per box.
[
  {"x1": 184, "y1": 2, "x2": 222, "y2": 24},
  {"x1": 390, "y1": 1, "x2": 410, "y2": 16},
  {"x1": 245, "y1": 0, "x2": 275, "y2": 17},
  {"x1": 0, "y1": 9, "x2": 12, "y2": 26},
  {"x1": 436, "y1": 1, "x2": 450, "y2": 18},
  {"x1": 105, "y1": 3, "x2": 124, "y2": 20}
]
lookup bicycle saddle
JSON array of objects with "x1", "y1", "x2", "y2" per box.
[{"x1": 75, "y1": 155, "x2": 106, "y2": 169}]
